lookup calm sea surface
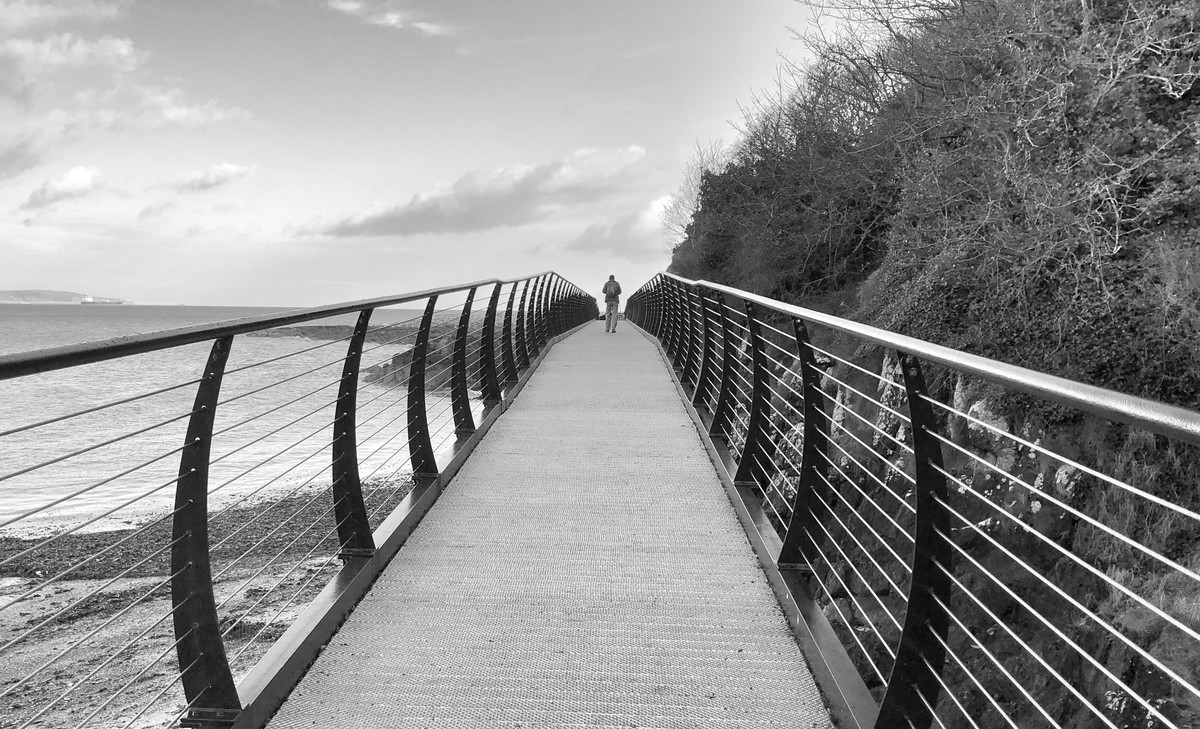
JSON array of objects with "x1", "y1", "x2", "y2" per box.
[{"x1": 0, "y1": 303, "x2": 458, "y2": 530}]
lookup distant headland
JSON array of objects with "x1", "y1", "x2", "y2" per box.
[{"x1": 0, "y1": 290, "x2": 125, "y2": 304}]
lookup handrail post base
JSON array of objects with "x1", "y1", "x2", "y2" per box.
[{"x1": 181, "y1": 707, "x2": 239, "y2": 728}]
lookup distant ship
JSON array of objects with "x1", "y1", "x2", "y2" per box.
[{"x1": 80, "y1": 295, "x2": 124, "y2": 305}]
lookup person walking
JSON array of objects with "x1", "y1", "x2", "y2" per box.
[{"x1": 602, "y1": 275, "x2": 622, "y2": 333}]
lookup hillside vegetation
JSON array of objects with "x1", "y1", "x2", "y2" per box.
[
  {"x1": 672, "y1": 0, "x2": 1199, "y2": 409},
  {"x1": 668, "y1": 1, "x2": 1200, "y2": 725}
]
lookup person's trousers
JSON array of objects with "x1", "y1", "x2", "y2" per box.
[{"x1": 605, "y1": 302, "x2": 619, "y2": 332}]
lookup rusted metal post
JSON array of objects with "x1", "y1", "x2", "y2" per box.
[
  {"x1": 875, "y1": 352, "x2": 952, "y2": 729},
  {"x1": 407, "y1": 296, "x2": 439, "y2": 479},
  {"x1": 331, "y1": 310, "x2": 377, "y2": 558},
  {"x1": 172, "y1": 336, "x2": 240, "y2": 728},
  {"x1": 451, "y1": 288, "x2": 477, "y2": 437}
]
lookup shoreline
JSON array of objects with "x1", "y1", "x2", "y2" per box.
[{"x1": 0, "y1": 479, "x2": 413, "y2": 728}]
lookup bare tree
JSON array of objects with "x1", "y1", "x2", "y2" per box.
[{"x1": 660, "y1": 140, "x2": 730, "y2": 250}]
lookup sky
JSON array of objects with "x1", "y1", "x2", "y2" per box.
[{"x1": 0, "y1": 0, "x2": 814, "y2": 306}]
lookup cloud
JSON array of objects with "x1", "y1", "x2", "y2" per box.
[
  {"x1": 19, "y1": 165, "x2": 100, "y2": 209},
  {"x1": 324, "y1": 0, "x2": 453, "y2": 37},
  {"x1": 564, "y1": 197, "x2": 671, "y2": 263},
  {"x1": 137, "y1": 199, "x2": 171, "y2": 219},
  {"x1": 0, "y1": 0, "x2": 126, "y2": 32},
  {"x1": 0, "y1": 136, "x2": 39, "y2": 178},
  {"x1": 324, "y1": 145, "x2": 647, "y2": 237},
  {"x1": 172, "y1": 162, "x2": 253, "y2": 193},
  {"x1": 0, "y1": 53, "x2": 31, "y2": 104},
  {"x1": 0, "y1": 34, "x2": 142, "y2": 73},
  {"x1": 137, "y1": 87, "x2": 247, "y2": 126}
]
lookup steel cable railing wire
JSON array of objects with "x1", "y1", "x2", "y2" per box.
[
  {"x1": 930, "y1": 589, "x2": 1061, "y2": 727},
  {"x1": 15, "y1": 593, "x2": 188, "y2": 728},
  {"x1": 71, "y1": 635, "x2": 200, "y2": 729},
  {"x1": 217, "y1": 493, "x2": 345, "y2": 629},
  {"x1": 750, "y1": 450, "x2": 789, "y2": 526},
  {"x1": 0, "y1": 527, "x2": 183, "y2": 651},
  {"x1": 922, "y1": 393, "x2": 1200, "y2": 528},
  {"x1": 0, "y1": 376, "x2": 201, "y2": 439},
  {"x1": 213, "y1": 290, "x2": 518, "y2": 661},
  {"x1": 633, "y1": 273, "x2": 1200, "y2": 729},
  {"x1": 0, "y1": 492, "x2": 184, "y2": 602},
  {"x1": 205, "y1": 402, "x2": 338, "y2": 508},
  {"x1": 799, "y1": 533, "x2": 891, "y2": 686},
  {"x1": 798, "y1": 476, "x2": 907, "y2": 637},
  {"x1": 212, "y1": 381, "x2": 340, "y2": 442},
  {"x1": 807, "y1": 341, "x2": 908, "y2": 394},
  {"x1": 0, "y1": 407, "x2": 198, "y2": 484},
  {"x1": 936, "y1": 548, "x2": 1127, "y2": 729},
  {"x1": 924, "y1": 625, "x2": 1019, "y2": 729},
  {"x1": 216, "y1": 354, "x2": 345, "y2": 412},
  {"x1": 934, "y1": 486, "x2": 1200, "y2": 717},
  {"x1": 809, "y1": 463, "x2": 914, "y2": 576},
  {"x1": 0, "y1": 274, "x2": 594, "y2": 728},
  {"x1": 929, "y1": 427, "x2": 1200, "y2": 585},
  {"x1": 799, "y1": 465, "x2": 911, "y2": 599},
  {"x1": 0, "y1": 439, "x2": 189, "y2": 530},
  {"x1": 936, "y1": 457, "x2": 1200, "y2": 646},
  {"x1": 208, "y1": 438, "x2": 345, "y2": 561},
  {"x1": 816, "y1": 417, "x2": 917, "y2": 511},
  {"x1": 224, "y1": 515, "x2": 349, "y2": 665},
  {"x1": 0, "y1": 568, "x2": 180, "y2": 701},
  {"x1": 205, "y1": 418, "x2": 333, "y2": 515},
  {"x1": 817, "y1": 367, "x2": 913, "y2": 427}
]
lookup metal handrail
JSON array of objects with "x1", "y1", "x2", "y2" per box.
[
  {"x1": 656, "y1": 274, "x2": 1200, "y2": 447},
  {"x1": 0, "y1": 272, "x2": 597, "y2": 729},
  {"x1": 627, "y1": 272, "x2": 1200, "y2": 729},
  {"x1": 0, "y1": 274, "x2": 562, "y2": 380}
]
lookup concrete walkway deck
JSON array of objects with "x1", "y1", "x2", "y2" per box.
[{"x1": 266, "y1": 322, "x2": 832, "y2": 728}]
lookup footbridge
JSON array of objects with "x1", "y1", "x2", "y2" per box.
[{"x1": 1, "y1": 272, "x2": 1198, "y2": 729}]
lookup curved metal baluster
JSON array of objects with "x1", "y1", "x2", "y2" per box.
[
  {"x1": 515, "y1": 279, "x2": 531, "y2": 370},
  {"x1": 479, "y1": 283, "x2": 504, "y2": 408},
  {"x1": 171, "y1": 336, "x2": 240, "y2": 727},
  {"x1": 732, "y1": 300, "x2": 777, "y2": 489},
  {"x1": 875, "y1": 352, "x2": 952, "y2": 729},
  {"x1": 407, "y1": 296, "x2": 439, "y2": 481},
  {"x1": 501, "y1": 283, "x2": 518, "y2": 385},
  {"x1": 332, "y1": 309, "x2": 377, "y2": 558},
  {"x1": 451, "y1": 288, "x2": 477, "y2": 437}
]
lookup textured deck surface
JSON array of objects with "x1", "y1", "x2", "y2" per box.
[{"x1": 266, "y1": 322, "x2": 832, "y2": 729}]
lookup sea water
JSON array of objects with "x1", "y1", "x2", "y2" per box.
[{"x1": 0, "y1": 303, "x2": 453, "y2": 529}]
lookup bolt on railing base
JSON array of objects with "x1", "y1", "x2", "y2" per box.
[{"x1": 182, "y1": 707, "x2": 239, "y2": 728}]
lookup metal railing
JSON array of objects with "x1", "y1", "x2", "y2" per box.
[
  {"x1": 627, "y1": 273, "x2": 1200, "y2": 729},
  {"x1": 0, "y1": 273, "x2": 597, "y2": 729}
]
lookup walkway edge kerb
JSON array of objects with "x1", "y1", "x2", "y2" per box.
[
  {"x1": 631, "y1": 322, "x2": 879, "y2": 729},
  {"x1": 229, "y1": 320, "x2": 593, "y2": 729}
]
